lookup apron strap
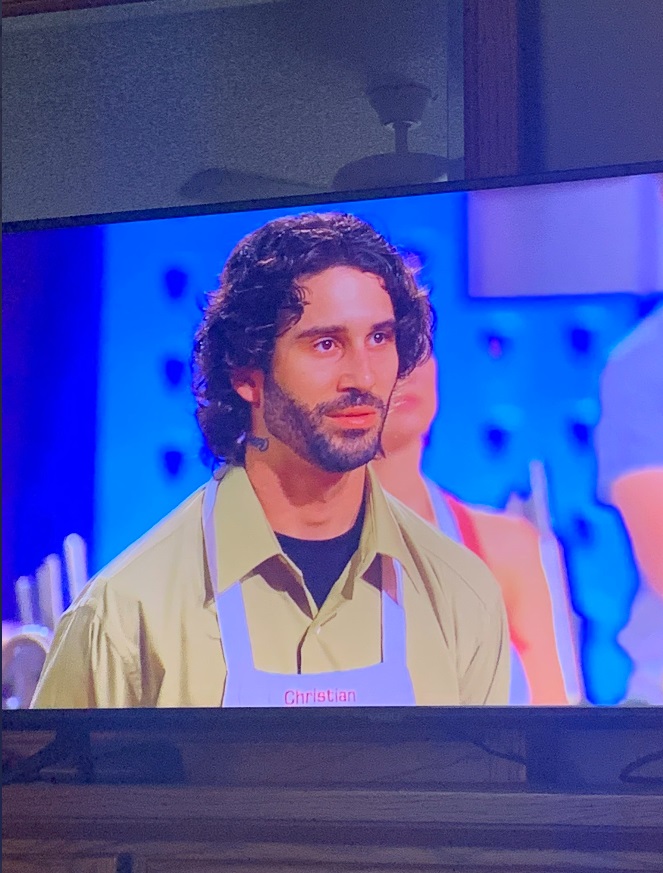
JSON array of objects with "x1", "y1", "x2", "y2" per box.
[
  {"x1": 380, "y1": 559, "x2": 408, "y2": 665},
  {"x1": 215, "y1": 585, "x2": 256, "y2": 673},
  {"x1": 424, "y1": 476, "x2": 463, "y2": 542},
  {"x1": 204, "y1": 473, "x2": 255, "y2": 672}
]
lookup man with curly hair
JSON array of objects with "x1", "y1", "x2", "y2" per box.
[{"x1": 33, "y1": 212, "x2": 509, "y2": 708}]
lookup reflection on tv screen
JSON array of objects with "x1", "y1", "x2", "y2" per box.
[{"x1": 3, "y1": 172, "x2": 662, "y2": 709}]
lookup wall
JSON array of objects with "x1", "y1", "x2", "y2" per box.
[
  {"x1": 538, "y1": 0, "x2": 663, "y2": 172},
  {"x1": 4, "y1": 0, "x2": 663, "y2": 223},
  {"x1": 2, "y1": 0, "x2": 450, "y2": 221}
]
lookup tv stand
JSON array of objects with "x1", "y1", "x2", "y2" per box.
[{"x1": 3, "y1": 708, "x2": 662, "y2": 872}]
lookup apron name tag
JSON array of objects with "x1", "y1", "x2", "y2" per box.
[{"x1": 284, "y1": 688, "x2": 357, "y2": 706}]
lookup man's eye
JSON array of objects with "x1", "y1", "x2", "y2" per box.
[
  {"x1": 372, "y1": 331, "x2": 393, "y2": 345},
  {"x1": 314, "y1": 338, "x2": 336, "y2": 352}
]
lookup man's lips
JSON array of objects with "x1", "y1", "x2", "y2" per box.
[{"x1": 326, "y1": 407, "x2": 379, "y2": 428}]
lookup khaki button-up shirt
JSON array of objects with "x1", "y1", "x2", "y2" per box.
[{"x1": 32, "y1": 465, "x2": 510, "y2": 708}]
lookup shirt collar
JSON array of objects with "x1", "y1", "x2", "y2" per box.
[{"x1": 213, "y1": 463, "x2": 418, "y2": 595}]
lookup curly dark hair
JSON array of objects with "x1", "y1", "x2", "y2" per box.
[{"x1": 193, "y1": 211, "x2": 433, "y2": 464}]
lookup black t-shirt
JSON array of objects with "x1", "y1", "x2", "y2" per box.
[{"x1": 276, "y1": 502, "x2": 366, "y2": 609}]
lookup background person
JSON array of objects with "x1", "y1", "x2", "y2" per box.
[
  {"x1": 595, "y1": 304, "x2": 663, "y2": 704},
  {"x1": 373, "y1": 353, "x2": 577, "y2": 705}
]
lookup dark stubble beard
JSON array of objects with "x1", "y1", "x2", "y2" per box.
[{"x1": 261, "y1": 373, "x2": 388, "y2": 473}]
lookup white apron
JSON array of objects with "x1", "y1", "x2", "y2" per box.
[{"x1": 202, "y1": 476, "x2": 416, "y2": 707}]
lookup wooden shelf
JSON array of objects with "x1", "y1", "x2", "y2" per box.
[{"x1": 4, "y1": 782, "x2": 663, "y2": 872}]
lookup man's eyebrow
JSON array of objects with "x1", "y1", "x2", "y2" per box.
[
  {"x1": 371, "y1": 319, "x2": 397, "y2": 334},
  {"x1": 294, "y1": 319, "x2": 397, "y2": 340},
  {"x1": 294, "y1": 324, "x2": 346, "y2": 340}
]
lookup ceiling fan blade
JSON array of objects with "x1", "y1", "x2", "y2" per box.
[
  {"x1": 333, "y1": 152, "x2": 447, "y2": 191},
  {"x1": 179, "y1": 167, "x2": 318, "y2": 202}
]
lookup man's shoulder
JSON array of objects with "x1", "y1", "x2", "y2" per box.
[
  {"x1": 385, "y1": 491, "x2": 504, "y2": 614},
  {"x1": 82, "y1": 485, "x2": 207, "y2": 608}
]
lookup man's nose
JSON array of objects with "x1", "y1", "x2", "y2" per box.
[{"x1": 338, "y1": 346, "x2": 377, "y2": 393}]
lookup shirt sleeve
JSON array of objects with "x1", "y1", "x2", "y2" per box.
[
  {"x1": 31, "y1": 598, "x2": 141, "y2": 709},
  {"x1": 458, "y1": 578, "x2": 511, "y2": 705}
]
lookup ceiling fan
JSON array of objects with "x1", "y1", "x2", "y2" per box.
[
  {"x1": 178, "y1": 167, "x2": 318, "y2": 202},
  {"x1": 178, "y1": 82, "x2": 447, "y2": 202},
  {"x1": 333, "y1": 82, "x2": 447, "y2": 190}
]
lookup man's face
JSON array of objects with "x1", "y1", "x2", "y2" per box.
[
  {"x1": 255, "y1": 266, "x2": 400, "y2": 473},
  {"x1": 381, "y1": 353, "x2": 439, "y2": 455}
]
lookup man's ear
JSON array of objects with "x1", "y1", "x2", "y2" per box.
[{"x1": 231, "y1": 368, "x2": 264, "y2": 406}]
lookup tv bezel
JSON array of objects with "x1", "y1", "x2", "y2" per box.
[
  {"x1": 3, "y1": 158, "x2": 663, "y2": 730},
  {"x1": 3, "y1": 159, "x2": 663, "y2": 234},
  {"x1": 4, "y1": 704, "x2": 662, "y2": 736}
]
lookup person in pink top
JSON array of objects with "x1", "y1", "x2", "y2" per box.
[{"x1": 373, "y1": 353, "x2": 575, "y2": 705}]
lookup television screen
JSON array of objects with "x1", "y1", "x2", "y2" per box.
[{"x1": 3, "y1": 170, "x2": 662, "y2": 710}]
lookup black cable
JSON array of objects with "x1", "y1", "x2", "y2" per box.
[
  {"x1": 619, "y1": 748, "x2": 663, "y2": 786},
  {"x1": 472, "y1": 739, "x2": 527, "y2": 767}
]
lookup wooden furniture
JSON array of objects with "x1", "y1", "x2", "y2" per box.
[
  {"x1": 4, "y1": 783, "x2": 663, "y2": 873},
  {"x1": 3, "y1": 710, "x2": 663, "y2": 872}
]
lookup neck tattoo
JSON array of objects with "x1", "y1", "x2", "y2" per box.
[{"x1": 245, "y1": 434, "x2": 269, "y2": 452}]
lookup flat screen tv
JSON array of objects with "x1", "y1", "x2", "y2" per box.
[{"x1": 3, "y1": 164, "x2": 663, "y2": 724}]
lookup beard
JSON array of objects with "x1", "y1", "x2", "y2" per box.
[{"x1": 261, "y1": 374, "x2": 388, "y2": 473}]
